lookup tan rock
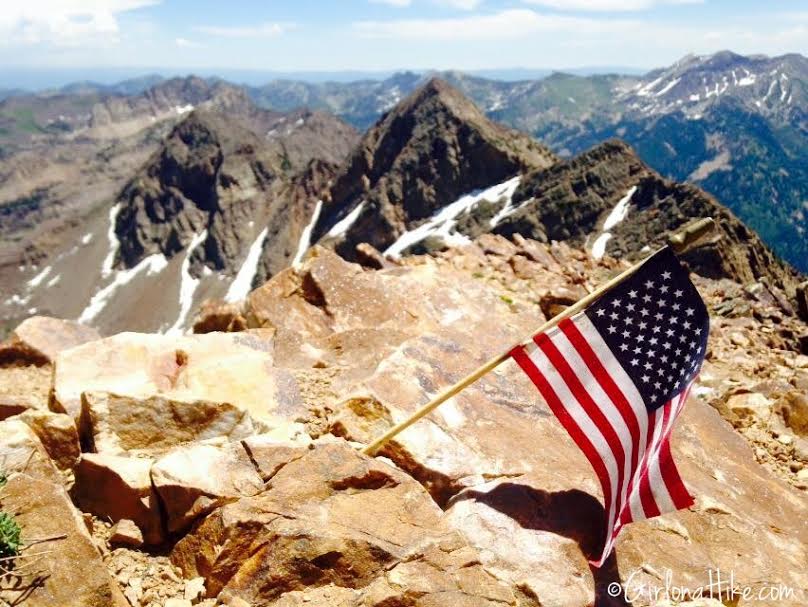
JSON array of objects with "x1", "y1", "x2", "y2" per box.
[
  {"x1": 80, "y1": 391, "x2": 268, "y2": 456},
  {"x1": 192, "y1": 300, "x2": 248, "y2": 334},
  {"x1": 72, "y1": 452, "x2": 164, "y2": 545},
  {"x1": 0, "y1": 364, "x2": 51, "y2": 419},
  {"x1": 151, "y1": 440, "x2": 265, "y2": 533},
  {"x1": 0, "y1": 315, "x2": 100, "y2": 366},
  {"x1": 51, "y1": 331, "x2": 304, "y2": 433},
  {"x1": 241, "y1": 434, "x2": 310, "y2": 482},
  {"x1": 0, "y1": 474, "x2": 128, "y2": 607},
  {"x1": 164, "y1": 599, "x2": 193, "y2": 607},
  {"x1": 184, "y1": 577, "x2": 206, "y2": 601},
  {"x1": 725, "y1": 392, "x2": 773, "y2": 424},
  {"x1": 171, "y1": 441, "x2": 446, "y2": 602},
  {"x1": 0, "y1": 417, "x2": 62, "y2": 483},
  {"x1": 18, "y1": 409, "x2": 81, "y2": 472},
  {"x1": 109, "y1": 518, "x2": 144, "y2": 548},
  {"x1": 774, "y1": 392, "x2": 808, "y2": 437}
]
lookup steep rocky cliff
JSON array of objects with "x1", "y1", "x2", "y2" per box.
[{"x1": 309, "y1": 78, "x2": 558, "y2": 259}]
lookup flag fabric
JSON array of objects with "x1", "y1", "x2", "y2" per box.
[{"x1": 509, "y1": 247, "x2": 709, "y2": 567}]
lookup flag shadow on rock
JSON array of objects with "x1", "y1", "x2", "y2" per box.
[{"x1": 450, "y1": 482, "x2": 633, "y2": 606}]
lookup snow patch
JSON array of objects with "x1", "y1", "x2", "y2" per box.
[
  {"x1": 226, "y1": 226, "x2": 269, "y2": 303},
  {"x1": 591, "y1": 233, "x2": 612, "y2": 260},
  {"x1": 167, "y1": 230, "x2": 208, "y2": 335},
  {"x1": 603, "y1": 186, "x2": 637, "y2": 231},
  {"x1": 81, "y1": 233, "x2": 93, "y2": 245},
  {"x1": 293, "y1": 200, "x2": 323, "y2": 268},
  {"x1": 384, "y1": 177, "x2": 520, "y2": 259},
  {"x1": 590, "y1": 186, "x2": 637, "y2": 260},
  {"x1": 27, "y1": 265, "x2": 52, "y2": 289},
  {"x1": 487, "y1": 176, "x2": 523, "y2": 226},
  {"x1": 102, "y1": 203, "x2": 121, "y2": 278},
  {"x1": 327, "y1": 201, "x2": 365, "y2": 238},
  {"x1": 637, "y1": 75, "x2": 665, "y2": 97},
  {"x1": 737, "y1": 73, "x2": 756, "y2": 86},
  {"x1": 79, "y1": 253, "x2": 168, "y2": 324},
  {"x1": 46, "y1": 274, "x2": 61, "y2": 288},
  {"x1": 175, "y1": 104, "x2": 194, "y2": 114},
  {"x1": 654, "y1": 78, "x2": 681, "y2": 97}
]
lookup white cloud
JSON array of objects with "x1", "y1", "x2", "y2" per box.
[
  {"x1": 522, "y1": 0, "x2": 702, "y2": 11},
  {"x1": 175, "y1": 37, "x2": 201, "y2": 48},
  {"x1": 370, "y1": 0, "x2": 413, "y2": 6},
  {"x1": 0, "y1": 0, "x2": 159, "y2": 46},
  {"x1": 193, "y1": 23, "x2": 290, "y2": 38},
  {"x1": 354, "y1": 8, "x2": 635, "y2": 40},
  {"x1": 438, "y1": 0, "x2": 483, "y2": 9}
]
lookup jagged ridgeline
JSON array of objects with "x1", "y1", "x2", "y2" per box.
[{"x1": 2, "y1": 75, "x2": 805, "y2": 336}]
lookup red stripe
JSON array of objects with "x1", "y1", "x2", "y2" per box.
[
  {"x1": 659, "y1": 386, "x2": 694, "y2": 510},
  {"x1": 559, "y1": 317, "x2": 642, "y2": 530},
  {"x1": 510, "y1": 344, "x2": 614, "y2": 555},
  {"x1": 559, "y1": 318, "x2": 642, "y2": 475},
  {"x1": 658, "y1": 437, "x2": 694, "y2": 509},
  {"x1": 534, "y1": 332, "x2": 628, "y2": 521},
  {"x1": 637, "y1": 404, "x2": 668, "y2": 518}
]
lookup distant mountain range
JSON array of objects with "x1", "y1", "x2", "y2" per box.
[
  {"x1": 244, "y1": 52, "x2": 808, "y2": 272},
  {"x1": 2, "y1": 61, "x2": 802, "y2": 335}
]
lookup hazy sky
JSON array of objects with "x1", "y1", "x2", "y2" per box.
[{"x1": 1, "y1": 0, "x2": 806, "y2": 73}]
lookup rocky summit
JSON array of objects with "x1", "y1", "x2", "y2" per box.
[
  {"x1": 1, "y1": 235, "x2": 807, "y2": 607},
  {"x1": 0, "y1": 69, "x2": 807, "y2": 607}
]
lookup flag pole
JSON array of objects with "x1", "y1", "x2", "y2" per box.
[{"x1": 361, "y1": 218, "x2": 716, "y2": 456}]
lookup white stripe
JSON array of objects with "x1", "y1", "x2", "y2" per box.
[
  {"x1": 550, "y1": 329, "x2": 635, "y2": 526},
  {"x1": 627, "y1": 405, "x2": 667, "y2": 521},
  {"x1": 572, "y1": 314, "x2": 651, "y2": 526},
  {"x1": 526, "y1": 344, "x2": 620, "y2": 541},
  {"x1": 645, "y1": 399, "x2": 679, "y2": 513}
]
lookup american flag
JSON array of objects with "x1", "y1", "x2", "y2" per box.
[{"x1": 510, "y1": 247, "x2": 709, "y2": 567}]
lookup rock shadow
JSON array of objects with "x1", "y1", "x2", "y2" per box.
[{"x1": 452, "y1": 482, "x2": 632, "y2": 606}]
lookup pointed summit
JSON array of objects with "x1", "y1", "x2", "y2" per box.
[{"x1": 310, "y1": 78, "x2": 556, "y2": 258}]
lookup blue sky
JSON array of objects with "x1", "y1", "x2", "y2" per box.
[{"x1": 0, "y1": 0, "x2": 806, "y2": 76}]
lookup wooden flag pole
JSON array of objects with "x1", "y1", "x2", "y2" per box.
[{"x1": 361, "y1": 218, "x2": 716, "y2": 455}]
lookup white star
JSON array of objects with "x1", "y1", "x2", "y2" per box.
[
  {"x1": 610, "y1": 311, "x2": 619, "y2": 320},
  {"x1": 639, "y1": 320, "x2": 648, "y2": 330},
  {"x1": 645, "y1": 280, "x2": 654, "y2": 289},
  {"x1": 663, "y1": 341, "x2": 671, "y2": 349},
  {"x1": 634, "y1": 346, "x2": 643, "y2": 354},
  {"x1": 608, "y1": 325, "x2": 617, "y2": 334},
  {"x1": 666, "y1": 328, "x2": 675, "y2": 337},
  {"x1": 596, "y1": 308, "x2": 606, "y2": 317},
  {"x1": 627, "y1": 303, "x2": 636, "y2": 312},
  {"x1": 640, "y1": 308, "x2": 649, "y2": 316},
  {"x1": 648, "y1": 349, "x2": 656, "y2": 357},
  {"x1": 672, "y1": 303, "x2": 681, "y2": 311},
  {"x1": 649, "y1": 337, "x2": 659, "y2": 345},
  {"x1": 683, "y1": 321, "x2": 691, "y2": 329},
  {"x1": 654, "y1": 381, "x2": 662, "y2": 390},
  {"x1": 642, "y1": 294, "x2": 652, "y2": 303},
  {"x1": 628, "y1": 290, "x2": 638, "y2": 298},
  {"x1": 657, "y1": 298, "x2": 667, "y2": 307},
  {"x1": 670, "y1": 316, "x2": 679, "y2": 324},
  {"x1": 674, "y1": 289, "x2": 683, "y2": 298},
  {"x1": 654, "y1": 312, "x2": 664, "y2": 321},
  {"x1": 660, "y1": 354, "x2": 669, "y2": 363},
  {"x1": 642, "y1": 375, "x2": 650, "y2": 383},
  {"x1": 685, "y1": 307, "x2": 695, "y2": 316},
  {"x1": 620, "y1": 343, "x2": 629, "y2": 352},
  {"x1": 694, "y1": 328, "x2": 702, "y2": 335},
  {"x1": 637, "y1": 334, "x2": 646, "y2": 343},
  {"x1": 630, "y1": 358, "x2": 639, "y2": 366},
  {"x1": 661, "y1": 271, "x2": 671, "y2": 280},
  {"x1": 660, "y1": 285, "x2": 669, "y2": 294},
  {"x1": 622, "y1": 330, "x2": 631, "y2": 338},
  {"x1": 644, "y1": 361, "x2": 653, "y2": 370},
  {"x1": 675, "y1": 348, "x2": 682, "y2": 355},
  {"x1": 611, "y1": 299, "x2": 621, "y2": 307},
  {"x1": 652, "y1": 325, "x2": 661, "y2": 334}
]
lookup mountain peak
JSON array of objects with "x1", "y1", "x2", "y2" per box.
[{"x1": 310, "y1": 79, "x2": 557, "y2": 258}]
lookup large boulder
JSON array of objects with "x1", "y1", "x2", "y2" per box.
[
  {"x1": 151, "y1": 439, "x2": 265, "y2": 533},
  {"x1": 170, "y1": 441, "x2": 479, "y2": 604},
  {"x1": 51, "y1": 332, "x2": 305, "y2": 434},
  {"x1": 0, "y1": 316, "x2": 100, "y2": 366},
  {"x1": 18, "y1": 409, "x2": 81, "y2": 472},
  {"x1": 79, "y1": 391, "x2": 269, "y2": 455},
  {"x1": 0, "y1": 364, "x2": 51, "y2": 420},
  {"x1": 0, "y1": 473, "x2": 128, "y2": 607},
  {"x1": 0, "y1": 417, "x2": 62, "y2": 484},
  {"x1": 71, "y1": 452, "x2": 164, "y2": 545}
]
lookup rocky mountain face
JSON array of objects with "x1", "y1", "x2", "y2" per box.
[
  {"x1": 249, "y1": 52, "x2": 808, "y2": 272},
  {"x1": 309, "y1": 78, "x2": 557, "y2": 260},
  {"x1": 0, "y1": 233, "x2": 806, "y2": 606},
  {"x1": 2, "y1": 97, "x2": 358, "y2": 335}
]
